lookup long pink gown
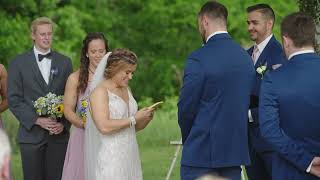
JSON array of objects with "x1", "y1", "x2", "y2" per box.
[{"x1": 61, "y1": 88, "x2": 90, "y2": 180}]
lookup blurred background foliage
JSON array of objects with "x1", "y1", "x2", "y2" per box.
[
  {"x1": 0, "y1": 0, "x2": 310, "y2": 101},
  {"x1": 2, "y1": 1, "x2": 320, "y2": 179}
]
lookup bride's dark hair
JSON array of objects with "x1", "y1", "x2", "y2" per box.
[
  {"x1": 77, "y1": 32, "x2": 109, "y2": 96},
  {"x1": 105, "y1": 49, "x2": 138, "y2": 79}
]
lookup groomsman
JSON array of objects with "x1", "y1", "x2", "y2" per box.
[
  {"x1": 8, "y1": 17, "x2": 72, "y2": 180},
  {"x1": 178, "y1": 1, "x2": 255, "y2": 180},
  {"x1": 259, "y1": 12, "x2": 320, "y2": 179},
  {"x1": 245, "y1": 4, "x2": 286, "y2": 179}
]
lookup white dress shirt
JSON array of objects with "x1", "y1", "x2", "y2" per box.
[
  {"x1": 252, "y1": 34, "x2": 273, "y2": 65},
  {"x1": 248, "y1": 34, "x2": 273, "y2": 122},
  {"x1": 288, "y1": 49, "x2": 315, "y2": 60},
  {"x1": 206, "y1": 31, "x2": 228, "y2": 43},
  {"x1": 34, "y1": 46, "x2": 52, "y2": 84}
]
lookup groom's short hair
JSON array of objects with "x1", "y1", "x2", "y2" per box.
[
  {"x1": 281, "y1": 12, "x2": 316, "y2": 48},
  {"x1": 247, "y1": 4, "x2": 275, "y2": 24},
  {"x1": 198, "y1": 1, "x2": 228, "y2": 26},
  {"x1": 31, "y1": 17, "x2": 54, "y2": 33},
  {"x1": 0, "y1": 130, "x2": 11, "y2": 168}
]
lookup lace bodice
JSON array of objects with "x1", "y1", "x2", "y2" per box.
[{"x1": 95, "y1": 89, "x2": 143, "y2": 180}]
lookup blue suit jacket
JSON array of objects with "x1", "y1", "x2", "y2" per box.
[
  {"x1": 247, "y1": 36, "x2": 286, "y2": 152},
  {"x1": 178, "y1": 33, "x2": 255, "y2": 168},
  {"x1": 259, "y1": 53, "x2": 320, "y2": 179}
]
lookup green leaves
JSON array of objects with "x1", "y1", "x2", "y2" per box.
[{"x1": 0, "y1": 0, "x2": 300, "y2": 100}]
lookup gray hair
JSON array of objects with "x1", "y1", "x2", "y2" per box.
[{"x1": 0, "y1": 130, "x2": 11, "y2": 168}]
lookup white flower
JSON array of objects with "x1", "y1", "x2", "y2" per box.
[
  {"x1": 33, "y1": 93, "x2": 64, "y2": 119},
  {"x1": 256, "y1": 65, "x2": 266, "y2": 74}
]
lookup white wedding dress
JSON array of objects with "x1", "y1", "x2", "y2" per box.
[
  {"x1": 85, "y1": 52, "x2": 143, "y2": 180},
  {"x1": 95, "y1": 89, "x2": 143, "y2": 180}
]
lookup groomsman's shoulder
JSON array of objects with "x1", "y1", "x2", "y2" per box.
[
  {"x1": 9, "y1": 50, "x2": 33, "y2": 66},
  {"x1": 187, "y1": 48, "x2": 203, "y2": 62},
  {"x1": 51, "y1": 51, "x2": 72, "y2": 71},
  {"x1": 269, "y1": 39, "x2": 283, "y2": 52},
  {"x1": 52, "y1": 51, "x2": 71, "y2": 61}
]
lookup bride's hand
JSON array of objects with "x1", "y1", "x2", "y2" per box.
[{"x1": 135, "y1": 108, "x2": 154, "y2": 123}]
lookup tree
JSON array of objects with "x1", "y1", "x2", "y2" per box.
[{"x1": 298, "y1": 0, "x2": 320, "y2": 51}]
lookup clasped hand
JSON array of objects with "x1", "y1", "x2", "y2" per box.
[
  {"x1": 35, "y1": 117, "x2": 64, "y2": 135},
  {"x1": 310, "y1": 157, "x2": 320, "y2": 177},
  {"x1": 134, "y1": 107, "x2": 155, "y2": 127}
]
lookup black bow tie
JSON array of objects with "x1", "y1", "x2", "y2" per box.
[{"x1": 38, "y1": 52, "x2": 52, "y2": 62}]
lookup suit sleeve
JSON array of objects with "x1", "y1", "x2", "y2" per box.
[
  {"x1": 61, "y1": 58, "x2": 73, "y2": 130},
  {"x1": 178, "y1": 57, "x2": 204, "y2": 143},
  {"x1": 259, "y1": 73, "x2": 314, "y2": 171},
  {"x1": 7, "y1": 60, "x2": 38, "y2": 130}
]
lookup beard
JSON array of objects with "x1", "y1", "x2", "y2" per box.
[{"x1": 200, "y1": 27, "x2": 207, "y2": 44}]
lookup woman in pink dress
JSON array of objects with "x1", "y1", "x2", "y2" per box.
[{"x1": 61, "y1": 32, "x2": 109, "y2": 180}]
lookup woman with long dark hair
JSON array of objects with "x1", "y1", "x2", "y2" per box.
[{"x1": 61, "y1": 32, "x2": 108, "y2": 180}]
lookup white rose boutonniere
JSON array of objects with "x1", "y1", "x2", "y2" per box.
[{"x1": 256, "y1": 65, "x2": 267, "y2": 79}]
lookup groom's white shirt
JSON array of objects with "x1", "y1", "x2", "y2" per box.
[
  {"x1": 34, "y1": 46, "x2": 52, "y2": 84},
  {"x1": 288, "y1": 49, "x2": 315, "y2": 60},
  {"x1": 252, "y1": 34, "x2": 273, "y2": 65},
  {"x1": 206, "y1": 31, "x2": 228, "y2": 42}
]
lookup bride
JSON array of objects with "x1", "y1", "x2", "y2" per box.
[{"x1": 85, "y1": 49, "x2": 155, "y2": 180}]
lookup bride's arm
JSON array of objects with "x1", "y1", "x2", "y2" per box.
[
  {"x1": 135, "y1": 112, "x2": 152, "y2": 131},
  {"x1": 90, "y1": 86, "x2": 131, "y2": 134},
  {"x1": 90, "y1": 86, "x2": 154, "y2": 134}
]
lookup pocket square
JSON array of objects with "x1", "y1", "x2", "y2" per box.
[{"x1": 272, "y1": 64, "x2": 282, "y2": 70}]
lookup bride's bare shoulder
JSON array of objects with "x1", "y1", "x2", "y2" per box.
[{"x1": 91, "y1": 82, "x2": 109, "y2": 96}]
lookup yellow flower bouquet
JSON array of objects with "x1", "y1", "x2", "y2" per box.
[
  {"x1": 33, "y1": 92, "x2": 64, "y2": 119},
  {"x1": 79, "y1": 99, "x2": 89, "y2": 124}
]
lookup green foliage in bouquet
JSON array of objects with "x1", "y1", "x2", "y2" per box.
[{"x1": 33, "y1": 92, "x2": 64, "y2": 119}]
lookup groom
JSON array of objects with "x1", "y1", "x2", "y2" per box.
[
  {"x1": 178, "y1": 1, "x2": 255, "y2": 180},
  {"x1": 7, "y1": 17, "x2": 72, "y2": 180}
]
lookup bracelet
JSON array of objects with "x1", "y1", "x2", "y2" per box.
[{"x1": 129, "y1": 116, "x2": 136, "y2": 128}]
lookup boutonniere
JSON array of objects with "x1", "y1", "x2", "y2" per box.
[
  {"x1": 50, "y1": 67, "x2": 59, "y2": 82},
  {"x1": 51, "y1": 67, "x2": 58, "y2": 76},
  {"x1": 256, "y1": 65, "x2": 267, "y2": 79}
]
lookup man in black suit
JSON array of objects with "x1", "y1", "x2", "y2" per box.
[{"x1": 8, "y1": 17, "x2": 72, "y2": 180}]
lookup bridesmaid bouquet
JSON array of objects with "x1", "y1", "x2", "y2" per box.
[
  {"x1": 79, "y1": 99, "x2": 88, "y2": 124},
  {"x1": 33, "y1": 92, "x2": 64, "y2": 119}
]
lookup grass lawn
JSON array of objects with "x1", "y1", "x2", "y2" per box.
[
  {"x1": 2, "y1": 96, "x2": 247, "y2": 180},
  {"x1": 2, "y1": 97, "x2": 182, "y2": 180}
]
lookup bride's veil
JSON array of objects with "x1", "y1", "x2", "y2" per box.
[{"x1": 84, "y1": 52, "x2": 111, "y2": 180}]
